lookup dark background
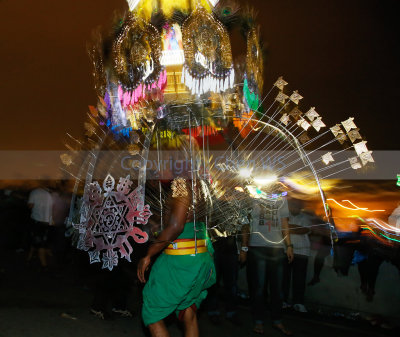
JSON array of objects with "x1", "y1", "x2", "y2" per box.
[{"x1": 1, "y1": 0, "x2": 399, "y2": 150}]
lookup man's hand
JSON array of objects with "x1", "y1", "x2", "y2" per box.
[
  {"x1": 137, "y1": 255, "x2": 151, "y2": 283},
  {"x1": 286, "y1": 246, "x2": 294, "y2": 263}
]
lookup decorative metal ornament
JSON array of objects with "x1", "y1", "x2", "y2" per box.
[
  {"x1": 330, "y1": 124, "x2": 343, "y2": 137},
  {"x1": 312, "y1": 117, "x2": 326, "y2": 132},
  {"x1": 305, "y1": 107, "x2": 320, "y2": 121},
  {"x1": 349, "y1": 156, "x2": 362, "y2": 170},
  {"x1": 347, "y1": 128, "x2": 362, "y2": 143},
  {"x1": 322, "y1": 152, "x2": 334, "y2": 165},
  {"x1": 336, "y1": 133, "x2": 348, "y2": 144},
  {"x1": 289, "y1": 107, "x2": 303, "y2": 121},
  {"x1": 341, "y1": 117, "x2": 357, "y2": 133},
  {"x1": 75, "y1": 174, "x2": 152, "y2": 271},
  {"x1": 354, "y1": 141, "x2": 369, "y2": 156},
  {"x1": 289, "y1": 90, "x2": 303, "y2": 105},
  {"x1": 359, "y1": 151, "x2": 374, "y2": 166},
  {"x1": 274, "y1": 76, "x2": 288, "y2": 91},
  {"x1": 330, "y1": 124, "x2": 347, "y2": 144},
  {"x1": 181, "y1": 5, "x2": 234, "y2": 95},
  {"x1": 112, "y1": 13, "x2": 162, "y2": 90},
  {"x1": 298, "y1": 133, "x2": 310, "y2": 144},
  {"x1": 280, "y1": 113, "x2": 290, "y2": 125},
  {"x1": 297, "y1": 117, "x2": 311, "y2": 131},
  {"x1": 275, "y1": 91, "x2": 289, "y2": 104},
  {"x1": 171, "y1": 177, "x2": 189, "y2": 198}
]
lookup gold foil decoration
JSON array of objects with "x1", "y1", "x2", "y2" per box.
[
  {"x1": 142, "y1": 106, "x2": 157, "y2": 123},
  {"x1": 127, "y1": 144, "x2": 141, "y2": 155},
  {"x1": 112, "y1": 13, "x2": 162, "y2": 89},
  {"x1": 88, "y1": 32, "x2": 107, "y2": 97},
  {"x1": 246, "y1": 27, "x2": 264, "y2": 93},
  {"x1": 274, "y1": 77, "x2": 288, "y2": 91},
  {"x1": 182, "y1": 6, "x2": 233, "y2": 75},
  {"x1": 132, "y1": 160, "x2": 141, "y2": 168},
  {"x1": 84, "y1": 122, "x2": 96, "y2": 137},
  {"x1": 171, "y1": 177, "x2": 189, "y2": 198}
]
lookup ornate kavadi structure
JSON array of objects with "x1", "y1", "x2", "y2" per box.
[{"x1": 62, "y1": 0, "x2": 375, "y2": 269}]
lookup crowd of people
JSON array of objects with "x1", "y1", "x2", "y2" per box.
[{"x1": 1, "y1": 182, "x2": 400, "y2": 337}]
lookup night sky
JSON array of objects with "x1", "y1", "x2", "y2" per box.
[{"x1": 1, "y1": 0, "x2": 399, "y2": 150}]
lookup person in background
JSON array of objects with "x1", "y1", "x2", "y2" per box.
[
  {"x1": 241, "y1": 194, "x2": 294, "y2": 336},
  {"x1": 51, "y1": 180, "x2": 71, "y2": 267},
  {"x1": 282, "y1": 198, "x2": 311, "y2": 313},
  {"x1": 206, "y1": 231, "x2": 240, "y2": 326},
  {"x1": 90, "y1": 260, "x2": 134, "y2": 320},
  {"x1": 307, "y1": 203, "x2": 333, "y2": 286},
  {"x1": 27, "y1": 183, "x2": 53, "y2": 270}
]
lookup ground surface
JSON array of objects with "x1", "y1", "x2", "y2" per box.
[{"x1": 0, "y1": 251, "x2": 398, "y2": 337}]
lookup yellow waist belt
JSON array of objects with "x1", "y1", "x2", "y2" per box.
[{"x1": 164, "y1": 239, "x2": 208, "y2": 255}]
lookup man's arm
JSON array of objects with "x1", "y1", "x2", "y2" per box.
[
  {"x1": 239, "y1": 223, "x2": 250, "y2": 264},
  {"x1": 137, "y1": 195, "x2": 189, "y2": 283},
  {"x1": 281, "y1": 217, "x2": 294, "y2": 263},
  {"x1": 288, "y1": 223, "x2": 311, "y2": 235}
]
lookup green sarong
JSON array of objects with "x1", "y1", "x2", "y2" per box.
[{"x1": 142, "y1": 222, "x2": 216, "y2": 326}]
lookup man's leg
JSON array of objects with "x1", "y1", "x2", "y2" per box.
[
  {"x1": 358, "y1": 259, "x2": 369, "y2": 293},
  {"x1": 148, "y1": 320, "x2": 170, "y2": 337},
  {"x1": 248, "y1": 247, "x2": 267, "y2": 323},
  {"x1": 267, "y1": 249, "x2": 292, "y2": 335},
  {"x1": 182, "y1": 306, "x2": 199, "y2": 337},
  {"x1": 282, "y1": 257, "x2": 292, "y2": 304},
  {"x1": 309, "y1": 244, "x2": 329, "y2": 284},
  {"x1": 207, "y1": 249, "x2": 221, "y2": 322},
  {"x1": 221, "y1": 250, "x2": 238, "y2": 317},
  {"x1": 266, "y1": 249, "x2": 284, "y2": 323},
  {"x1": 292, "y1": 255, "x2": 308, "y2": 305},
  {"x1": 366, "y1": 253, "x2": 384, "y2": 300}
]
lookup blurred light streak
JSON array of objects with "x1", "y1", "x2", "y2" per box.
[
  {"x1": 327, "y1": 198, "x2": 385, "y2": 212},
  {"x1": 380, "y1": 233, "x2": 400, "y2": 243},
  {"x1": 361, "y1": 226, "x2": 382, "y2": 240},
  {"x1": 282, "y1": 176, "x2": 336, "y2": 195},
  {"x1": 366, "y1": 218, "x2": 400, "y2": 234}
]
